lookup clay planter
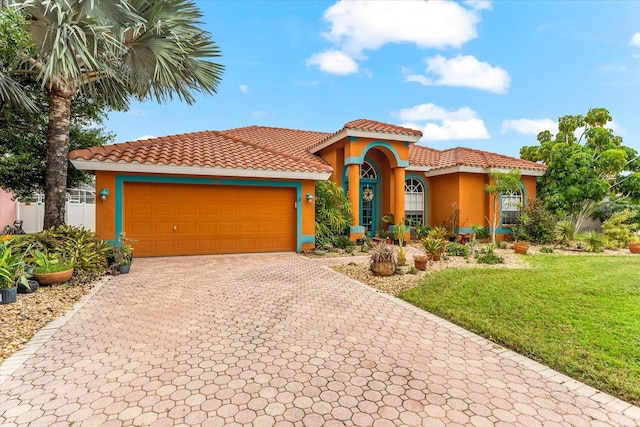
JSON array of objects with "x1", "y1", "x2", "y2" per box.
[
  {"x1": 370, "y1": 261, "x2": 395, "y2": 276},
  {"x1": 34, "y1": 268, "x2": 74, "y2": 285},
  {"x1": 118, "y1": 264, "x2": 131, "y2": 274},
  {"x1": 514, "y1": 242, "x2": 530, "y2": 254},
  {"x1": 414, "y1": 257, "x2": 428, "y2": 271},
  {"x1": 429, "y1": 252, "x2": 441, "y2": 262},
  {"x1": 629, "y1": 242, "x2": 640, "y2": 254},
  {"x1": 0, "y1": 286, "x2": 17, "y2": 304}
]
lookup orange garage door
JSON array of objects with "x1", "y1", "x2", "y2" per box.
[{"x1": 123, "y1": 182, "x2": 296, "y2": 257}]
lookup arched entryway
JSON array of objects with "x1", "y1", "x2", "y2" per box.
[{"x1": 343, "y1": 159, "x2": 380, "y2": 237}]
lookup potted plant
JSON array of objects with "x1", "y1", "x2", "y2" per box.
[
  {"x1": 116, "y1": 245, "x2": 133, "y2": 273},
  {"x1": 422, "y1": 237, "x2": 443, "y2": 261},
  {"x1": 413, "y1": 253, "x2": 428, "y2": 271},
  {"x1": 32, "y1": 249, "x2": 74, "y2": 285},
  {"x1": 0, "y1": 240, "x2": 29, "y2": 304},
  {"x1": 628, "y1": 235, "x2": 640, "y2": 254},
  {"x1": 369, "y1": 243, "x2": 396, "y2": 276},
  {"x1": 512, "y1": 212, "x2": 530, "y2": 254}
]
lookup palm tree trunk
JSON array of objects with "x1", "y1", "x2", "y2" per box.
[{"x1": 44, "y1": 88, "x2": 73, "y2": 228}]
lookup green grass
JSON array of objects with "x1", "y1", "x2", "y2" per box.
[{"x1": 398, "y1": 255, "x2": 640, "y2": 405}]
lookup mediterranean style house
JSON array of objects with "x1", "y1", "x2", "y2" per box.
[{"x1": 69, "y1": 119, "x2": 546, "y2": 257}]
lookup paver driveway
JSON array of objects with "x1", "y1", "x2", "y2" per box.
[{"x1": 1, "y1": 253, "x2": 639, "y2": 426}]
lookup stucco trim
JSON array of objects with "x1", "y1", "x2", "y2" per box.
[
  {"x1": 71, "y1": 160, "x2": 332, "y2": 181},
  {"x1": 310, "y1": 129, "x2": 421, "y2": 154}
]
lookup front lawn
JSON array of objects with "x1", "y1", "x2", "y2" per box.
[{"x1": 398, "y1": 254, "x2": 640, "y2": 405}]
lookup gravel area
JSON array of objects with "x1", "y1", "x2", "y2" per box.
[
  {"x1": 0, "y1": 282, "x2": 94, "y2": 363},
  {"x1": 331, "y1": 245, "x2": 530, "y2": 296}
]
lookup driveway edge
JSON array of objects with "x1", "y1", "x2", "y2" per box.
[{"x1": 0, "y1": 276, "x2": 110, "y2": 385}]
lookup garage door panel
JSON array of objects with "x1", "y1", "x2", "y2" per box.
[
  {"x1": 124, "y1": 183, "x2": 296, "y2": 257},
  {"x1": 152, "y1": 204, "x2": 175, "y2": 216}
]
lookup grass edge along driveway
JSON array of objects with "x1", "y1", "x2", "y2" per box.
[{"x1": 398, "y1": 254, "x2": 640, "y2": 406}]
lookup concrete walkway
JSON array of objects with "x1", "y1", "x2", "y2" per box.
[{"x1": 1, "y1": 253, "x2": 638, "y2": 426}]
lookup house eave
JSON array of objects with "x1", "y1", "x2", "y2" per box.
[
  {"x1": 310, "y1": 129, "x2": 422, "y2": 154},
  {"x1": 70, "y1": 160, "x2": 332, "y2": 181},
  {"x1": 424, "y1": 165, "x2": 546, "y2": 177}
]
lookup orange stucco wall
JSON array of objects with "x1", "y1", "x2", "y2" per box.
[{"x1": 425, "y1": 172, "x2": 539, "y2": 237}]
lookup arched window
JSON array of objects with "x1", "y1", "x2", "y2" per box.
[
  {"x1": 501, "y1": 189, "x2": 523, "y2": 225},
  {"x1": 360, "y1": 161, "x2": 377, "y2": 179},
  {"x1": 405, "y1": 178, "x2": 424, "y2": 224}
]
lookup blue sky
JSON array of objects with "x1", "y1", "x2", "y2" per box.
[{"x1": 105, "y1": 0, "x2": 640, "y2": 158}]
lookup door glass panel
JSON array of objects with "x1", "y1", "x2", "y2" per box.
[{"x1": 361, "y1": 184, "x2": 375, "y2": 237}]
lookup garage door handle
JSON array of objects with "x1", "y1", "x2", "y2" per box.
[{"x1": 173, "y1": 225, "x2": 177, "y2": 232}]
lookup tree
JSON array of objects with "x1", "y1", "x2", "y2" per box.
[
  {"x1": 0, "y1": 76, "x2": 114, "y2": 198},
  {"x1": 0, "y1": 0, "x2": 224, "y2": 228},
  {"x1": 521, "y1": 108, "x2": 640, "y2": 231},
  {"x1": 484, "y1": 169, "x2": 522, "y2": 244}
]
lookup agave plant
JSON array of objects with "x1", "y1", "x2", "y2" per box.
[
  {"x1": 553, "y1": 219, "x2": 575, "y2": 247},
  {"x1": 577, "y1": 231, "x2": 604, "y2": 253}
]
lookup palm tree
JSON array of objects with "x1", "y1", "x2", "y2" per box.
[{"x1": 1, "y1": 0, "x2": 223, "y2": 227}]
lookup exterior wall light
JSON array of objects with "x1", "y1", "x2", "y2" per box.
[
  {"x1": 99, "y1": 188, "x2": 110, "y2": 202},
  {"x1": 306, "y1": 193, "x2": 314, "y2": 203}
]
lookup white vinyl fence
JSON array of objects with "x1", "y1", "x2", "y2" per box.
[{"x1": 15, "y1": 188, "x2": 96, "y2": 233}]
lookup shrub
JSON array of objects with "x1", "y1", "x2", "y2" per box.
[
  {"x1": 521, "y1": 199, "x2": 556, "y2": 244},
  {"x1": 332, "y1": 235, "x2": 355, "y2": 251},
  {"x1": 577, "y1": 231, "x2": 604, "y2": 253},
  {"x1": 445, "y1": 242, "x2": 469, "y2": 257},
  {"x1": 540, "y1": 246, "x2": 554, "y2": 253},
  {"x1": 315, "y1": 181, "x2": 352, "y2": 247},
  {"x1": 475, "y1": 244, "x2": 504, "y2": 264},
  {"x1": 19, "y1": 226, "x2": 109, "y2": 282},
  {"x1": 601, "y1": 209, "x2": 639, "y2": 249},
  {"x1": 471, "y1": 224, "x2": 491, "y2": 240}
]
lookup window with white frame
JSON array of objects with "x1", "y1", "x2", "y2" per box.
[
  {"x1": 405, "y1": 178, "x2": 425, "y2": 224},
  {"x1": 501, "y1": 190, "x2": 523, "y2": 225}
]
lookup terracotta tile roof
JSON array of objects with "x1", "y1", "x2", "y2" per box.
[
  {"x1": 69, "y1": 120, "x2": 545, "y2": 176},
  {"x1": 342, "y1": 119, "x2": 423, "y2": 137},
  {"x1": 220, "y1": 125, "x2": 330, "y2": 166},
  {"x1": 409, "y1": 145, "x2": 546, "y2": 171},
  {"x1": 69, "y1": 130, "x2": 332, "y2": 174}
]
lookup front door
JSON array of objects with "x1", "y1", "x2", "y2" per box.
[{"x1": 360, "y1": 183, "x2": 377, "y2": 237}]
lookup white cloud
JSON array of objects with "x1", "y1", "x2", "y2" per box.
[
  {"x1": 501, "y1": 119, "x2": 557, "y2": 135},
  {"x1": 465, "y1": 0, "x2": 492, "y2": 11},
  {"x1": 239, "y1": 85, "x2": 249, "y2": 94},
  {"x1": 322, "y1": 1, "x2": 481, "y2": 54},
  {"x1": 406, "y1": 54, "x2": 510, "y2": 94},
  {"x1": 309, "y1": 0, "x2": 484, "y2": 74},
  {"x1": 631, "y1": 32, "x2": 640, "y2": 47},
  {"x1": 306, "y1": 49, "x2": 359, "y2": 75},
  {"x1": 397, "y1": 103, "x2": 489, "y2": 141}
]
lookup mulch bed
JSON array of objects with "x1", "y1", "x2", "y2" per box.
[{"x1": 0, "y1": 282, "x2": 94, "y2": 363}]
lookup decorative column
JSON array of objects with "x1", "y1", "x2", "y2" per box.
[
  {"x1": 393, "y1": 166, "x2": 406, "y2": 237},
  {"x1": 347, "y1": 163, "x2": 364, "y2": 241}
]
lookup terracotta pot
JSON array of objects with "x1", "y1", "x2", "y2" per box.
[
  {"x1": 34, "y1": 268, "x2": 74, "y2": 285},
  {"x1": 514, "y1": 242, "x2": 530, "y2": 254},
  {"x1": 429, "y1": 252, "x2": 441, "y2": 261},
  {"x1": 414, "y1": 258, "x2": 428, "y2": 271},
  {"x1": 370, "y1": 261, "x2": 395, "y2": 276},
  {"x1": 629, "y1": 242, "x2": 640, "y2": 254}
]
